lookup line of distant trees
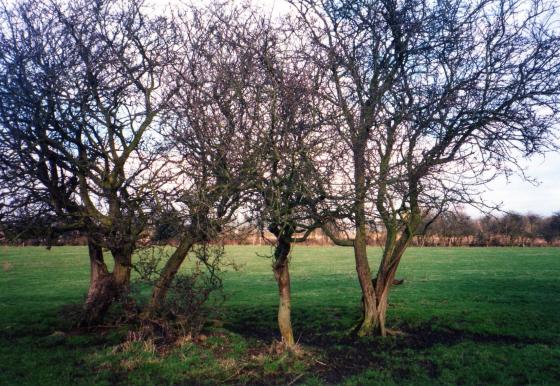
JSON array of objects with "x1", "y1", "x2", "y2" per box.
[
  {"x1": 414, "y1": 212, "x2": 560, "y2": 247},
  {"x1": 235, "y1": 211, "x2": 560, "y2": 247},
  {"x1": 4, "y1": 211, "x2": 560, "y2": 248}
]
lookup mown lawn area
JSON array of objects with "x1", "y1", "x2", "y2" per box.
[{"x1": 0, "y1": 245, "x2": 559, "y2": 385}]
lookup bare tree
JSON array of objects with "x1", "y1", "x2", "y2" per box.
[
  {"x1": 422, "y1": 212, "x2": 477, "y2": 246},
  {"x1": 144, "y1": 4, "x2": 266, "y2": 315},
  {"x1": 247, "y1": 17, "x2": 335, "y2": 347},
  {"x1": 291, "y1": 0, "x2": 560, "y2": 335},
  {"x1": 0, "y1": 0, "x2": 181, "y2": 324},
  {"x1": 541, "y1": 212, "x2": 560, "y2": 243}
]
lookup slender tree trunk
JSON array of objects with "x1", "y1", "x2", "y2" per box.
[
  {"x1": 146, "y1": 236, "x2": 195, "y2": 315},
  {"x1": 82, "y1": 238, "x2": 115, "y2": 326},
  {"x1": 354, "y1": 231, "x2": 377, "y2": 336},
  {"x1": 353, "y1": 139, "x2": 377, "y2": 336},
  {"x1": 273, "y1": 236, "x2": 295, "y2": 347}
]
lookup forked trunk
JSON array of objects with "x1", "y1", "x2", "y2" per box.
[
  {"x1": 273, "y1": 236, "x2": 295, "y2": 347},
  {"x1": 372, "y1": 217, "x2": 419, "y2": 336},
  {"x1": 146, "y1": 236, "x2": 195, "y2": 315},
  {"x1": 373, "y1": 272, "x2": 396, "y2": 337},
  {"x1": 82, "y1": 239, "x2": 116, "y2": 326}
]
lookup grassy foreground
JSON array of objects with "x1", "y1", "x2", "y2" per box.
[{"x1": 0, "y1": 245, "x2": 559, "y2": 385}]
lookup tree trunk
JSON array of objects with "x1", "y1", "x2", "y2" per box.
[
  {"x1": 146, "y1": 236, "x2": 195, "y2": 315},
  {"x1": 373, "y1": 214, "x2": 420, "y2": 336},
  {"x1": 111, "y1": 248, "x2": 133, "y2": 295},
  {"x1": 82, "y1": 238, "x2": 116, "y2": 326},
  {"x1": 273, "y1": 236, "x2": 295, "y2": 347},
  {"x1": 353, "y1": 137, "x2": 378, "y2": 336},
  {"x1": 113, "y1": 260, "x2": 130, "y2": 290},
  {"x1": 354, "y1": 231, "x2": 378, "y2": 336},
  {"x1": 373, "y1": 267, "x2": 399, "y2": 337}
]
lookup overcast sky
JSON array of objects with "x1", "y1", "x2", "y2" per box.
[
  {"x1": 153, "y1": 0, "x2": 560, "y2": 217},
  {"x1": 470, "y1": 152, "x2": 560, "y2": 217}
]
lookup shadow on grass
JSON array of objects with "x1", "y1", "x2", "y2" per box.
[
  {"x1": 222, "y1": 303, "x2": 556, "y2": 383},
  {"x1": 4, "y1": 275, "x2": 558, "y2": 385}
]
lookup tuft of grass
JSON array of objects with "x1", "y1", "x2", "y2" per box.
[
  {"x1": 2, "y1": 260, "x2": 12, "y2": 272},
  {"x1": 0, "y1": 245, "x2": 559, "y2": 384}
]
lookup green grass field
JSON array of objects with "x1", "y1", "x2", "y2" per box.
[{"x1": 0, "y1": 245, "x2": 559, "y2": 385}]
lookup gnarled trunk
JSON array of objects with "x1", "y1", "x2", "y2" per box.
[
  {"x1": 146, "y1": 236, "x2": 195, "y2": 315},
  {"x1": 82, "y1": 238, "x2": 115, "y2": 326},
  {"x1": 273, "y1": 236, "x2": 295, "y2": 347}
]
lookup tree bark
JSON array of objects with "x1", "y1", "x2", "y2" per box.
[
  {"x1": 82, "y1": 238, "x2": 115, "y2": 326},
  {"x1": 373, "y1": 214, "x2": 420, "y2": 335},
  {"x1": 373, "y1": 267, "x2": 399, "y2": 337},
  {"x1": 354, "y1": 231, "x2": 377, "y2": 336},
  {"x1": 273, "y1": 236, "x2": 295, "y2": 347},
  {"x1": 146, "y1": 236, "x2": 195, "y2": 315},
  {"x1": 353, "y1": 139, "x2": 377, "y2": 336},
  {"x1": 111, "y1": 247, "x2": 133, "y2": 294}
]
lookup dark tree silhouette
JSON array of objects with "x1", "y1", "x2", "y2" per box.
[{"x1": 0, "y1": 0, "x2": 181, "y2": 324}]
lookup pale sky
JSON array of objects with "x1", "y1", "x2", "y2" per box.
[
  {"x1": 152, "y1": 0, "x2": 560, "y2": 217},
  {"x1": 470, "y1": 152, "x2": 560, "y2": 217}
]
